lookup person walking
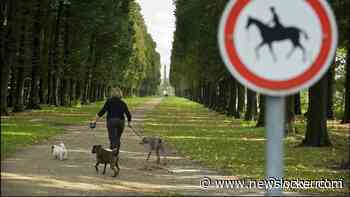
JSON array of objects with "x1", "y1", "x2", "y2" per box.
[{"x1": 93, "y1": 87, "x2": 132, "y2": 155}]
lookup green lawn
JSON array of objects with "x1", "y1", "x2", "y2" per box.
[
  {"x1": 1, "y1": 97, "x2": 151, "y2": 159},
  {"x1": 143, "y1": 97, "x2": 349, "y2": 193}
]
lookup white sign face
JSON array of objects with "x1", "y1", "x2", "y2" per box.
[{"x1": 218, "y1": 0, "x2": 338, "y2": 96}]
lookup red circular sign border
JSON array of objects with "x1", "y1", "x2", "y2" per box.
[{"x1": 224, "y1": 0, "x2": 332, "y2": 90}]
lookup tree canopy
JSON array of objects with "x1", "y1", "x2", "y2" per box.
[{"x1": 1, "y1": 0, "x2": 161, "y2": 114}]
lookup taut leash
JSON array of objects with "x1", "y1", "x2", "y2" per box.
[{"x1": 128, "y1": 125, "x2": 143, "y2": 138}]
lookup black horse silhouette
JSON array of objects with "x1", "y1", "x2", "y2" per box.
[{"x1": 246, "y1": 16, "x2": 309, "y2": 62}]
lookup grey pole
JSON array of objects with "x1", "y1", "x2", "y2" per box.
[{"x1": 265, "y1": 96, "x2": 285, "y2": 196}]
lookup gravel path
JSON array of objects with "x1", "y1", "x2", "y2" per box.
[{"x1": 2, "y1": 98, "x2": 252, "y2": 196}]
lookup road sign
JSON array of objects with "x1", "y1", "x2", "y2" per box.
[
  {"x1": 218, "y1": 0, "x2": 338, "y2": 96},
  {"x1": 218, "y1": 1, "x2": 338, "y2": 195}
]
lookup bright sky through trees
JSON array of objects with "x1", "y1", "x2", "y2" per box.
[{"x1": 136, "y1": 0, "x2": 176, "y2": 80}]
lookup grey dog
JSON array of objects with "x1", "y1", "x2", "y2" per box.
[
  {"x1": 91, "y1": 145, "x2": 120, "y2": 177},
  {"x1": 139, "y1": 137, "x2": 167, "y2": 165}
]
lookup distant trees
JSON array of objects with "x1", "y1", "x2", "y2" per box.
[
  {"x1": 170, "y1": 0, "x2": 349, "y2": 147},
  {"x1": 170, "y1": 0, "x2": 260, "y2": 124},
  {"x1": 0, "y1": 0, "x2": 161, "y2": 115}
]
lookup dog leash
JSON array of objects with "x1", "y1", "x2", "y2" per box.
[
  {"x1": 89, "y1": 121, "x2": 97, "y2": 139},
  {"x1": 128, "y1": 125, "x2": 143, "y2": 138}
]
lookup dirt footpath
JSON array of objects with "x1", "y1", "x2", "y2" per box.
[{"x1": 1, "y1": 98, "x2": 257, "y2": 196}]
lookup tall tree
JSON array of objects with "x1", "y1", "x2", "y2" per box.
[
  {"x1": 294, "y1": 93, "x2": 302, "y2": 115},
  {"x1": 256, "y1": 95, "x2": 265, "y2": 127},
  {"x1": 285, "y1": 96, "x2": 296, "y2": 135},
  {"x1": 13, "y1": 1, "x2": 29, "y2": 112},
  {"x1": 303, "y1": 75, "x2": 331, "y2": 146},
  {"x1": 326, "y1": 63, "x2": 335, "y2": 119},
  {"x1": 1, "y1": 0, "x2": 161, "y2": 115},
  {"x1": 228, "y1": 78, "x2": 237, "y2": 116},
  {"x1": 27, "y1": 0, "x2": 42, "y2": 109},
  {"x1": 245, "y1": 89, "x2": 257, "y2": 121},
  {"x1": 237, "y1": 84, "x2": 245, "y2": 118},
  {"x1": 0, "y1": 0, "x2": 17, "y2": 115}
]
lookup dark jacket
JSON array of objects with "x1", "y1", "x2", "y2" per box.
[{"x1": 97, "y1": 97, "x2": 131, "y2": 122}]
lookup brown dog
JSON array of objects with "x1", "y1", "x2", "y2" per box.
[{"x1": 91, "y1": 145, "x2": 120, "y2": 177}]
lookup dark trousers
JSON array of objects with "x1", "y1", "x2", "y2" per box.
[{"x1": 107, "y1": 118, "x2": 125, "y2": 154}]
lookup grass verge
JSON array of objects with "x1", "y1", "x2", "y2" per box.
[
  {"x1": 143, "y1": 97, "x2": 349, "y2": 193},
  {"x1": 1, "y1": 97, "x2": 151, "y2": 159}
]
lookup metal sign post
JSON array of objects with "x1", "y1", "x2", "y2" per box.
[{"x1": 265, "y1": 96, "x2": 285, "y2": 195}]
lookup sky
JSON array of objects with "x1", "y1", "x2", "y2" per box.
[{"x1": 136, "y1": 0, "x2": 176, "y2": 80}]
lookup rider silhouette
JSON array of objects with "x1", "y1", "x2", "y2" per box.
[{"x1": 269, "y1": 7, "x2": 283, "y2": 30}]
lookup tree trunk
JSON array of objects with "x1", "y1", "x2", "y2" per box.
[
  {"x1": 303, "y1": 74, "x2": 331, "y2": 146},
  {"x1": 70, "y1": 79, "x2": 77, "y2": 104},
  {"x1": 245, "y1": 89, "x2": 257, "y2": 120},
  {"x1": 89, "y1": 82, "x2": 95, "y2": 102},
  {"x1": 52, "y1": 75, "x2": 60, "y2": 106},
  {"x1": 48, "y1": 69, "x2": 54, "y2": 104},
  {"x1": 0, "y1": 58, "x2": 11, "y2": 115},
  {"x1": 51, "y1": 0, "x2": 63, "y2": 106},
  {"x1": 228, "y1": 78, "x2": 237, "y2": 116},
  {"x1": 39, "y1": 0, "x2": 51, "y2": 104},
  {"x1": 101, "y1": 84, "x2": 105, "y2": 100},
  {"x1": 62, "y1": 2, "x2": 71, "y2": 106},
  {"x1": 0, "y1": 56, "x2": 11, "y2": 115},
  {"x1": 0, "y1": 0, "x2": 17, "y2": 115},
  {"x1": 95, "y1": 83, "x2": 100, "y2": 101},
  {"x1": 209, "y1": 82, "x2": 214, "y2": 109},
  {"x1": 206, "y1": 83, "x2": 210, "y2": 107},
  {"x1": 285, "y1": 96, "x2": 296, "y2": 136},
  {"x1": 39, "y1": 78, "x2": 47, "y2": 103},
  {"x1": 76, "y1": 80, "x2": 82, "y2": 102},
  {"x1": 214, "y1": 83, "x2": 220, "y2": 111},
  {"x1": 327, "y1": 63, "x2": 335, "y2": 119},
  {"x1": 28, "y1": 0, "x2": 42, "y2": 109},
  {"x1": 13, "y1": 67, "x2": 25, "y2": 112},
  {"x1": 218, "y1": 80, "x2": 225, "y2": 112},
  {"x1": 208, "y1": 82, "x2": 214, "y2": 109},
  {"x1": 9, "y1": 69, "x2": 17, "y2": 107},
  {"x1": 62, "y1": 77, "x2": 70, "y2": 106},
  {"x1": 237, "y1": 83, "x2": 245, "y2": 118},
  {"x1": 256, "y1": 95, "x2": 265, "y2": 127},
  {"x1": 224, "y1": 78, "x2": 230, "y2": 113},
  {"x1": 82, "y1": 75, "x2": 90, "y2": 104},
  {"x1": 13, "y1": 9, "x2": 27, "y2": 112},
  {"x1": 47, "y1": 6, "x2": 55, "y2": 105},
  {"x1": 294, "y1": 92, "x2": 302, "y2": 115}
]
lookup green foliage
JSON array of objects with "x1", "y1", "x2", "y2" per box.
[
  {"x1": 67, "y1": 0, "x2": 161, "y2": 95},
  {"x1": 117, "y1": 1, "x2": 161, "y2": 96},
  {"x1": 330, "y1": 0, "x2": 350, "y2": 48},
  {"x1": 170, "y1": 0, "x2": 229, "y2": 93},
  {"x1": 334, "y1": 48, "x2": 348, "y2": 117}
]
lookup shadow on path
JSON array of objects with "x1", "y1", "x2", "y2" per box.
[{"x1": 2, "y1": 98, "x2": 255, "y2": 196}]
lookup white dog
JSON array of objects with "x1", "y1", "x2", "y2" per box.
[{"x1": 51, "y1": 142, "x2": 68, "y2": 160}]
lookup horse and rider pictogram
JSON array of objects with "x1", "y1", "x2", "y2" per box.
[
  {"x1": 218, "y1": 0, "x2": 337, "y2": 95},
  {"x1": 246, "y1": 7, "x2": 309, "y2": 62}
]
